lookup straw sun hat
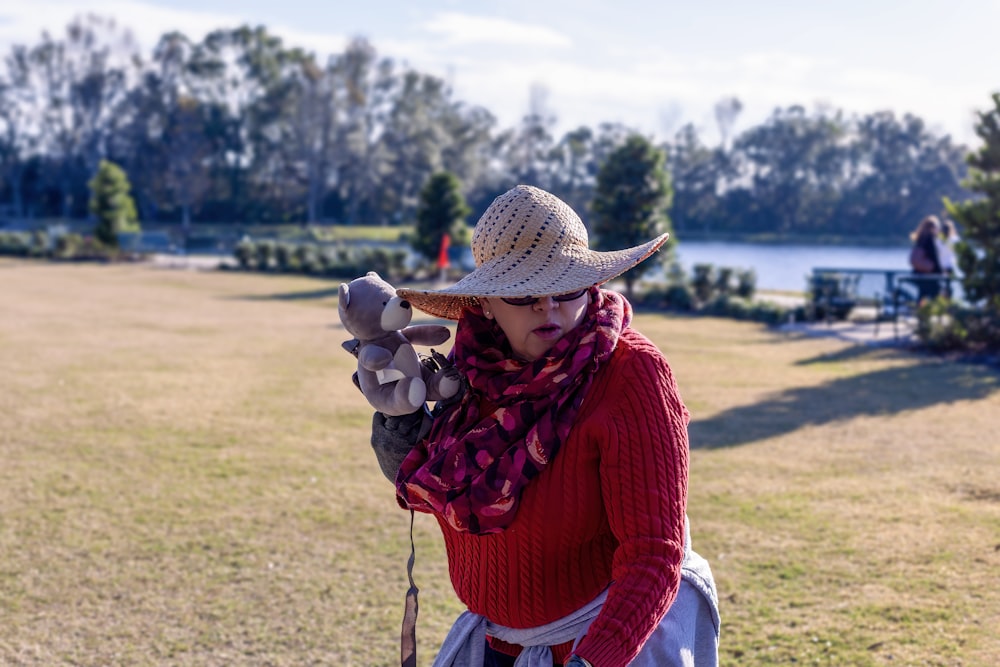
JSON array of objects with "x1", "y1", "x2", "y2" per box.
[{"x1": 398, "y1": 184, "x2": 670, "y2": 321}]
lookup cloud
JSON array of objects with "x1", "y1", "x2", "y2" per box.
[
  {"x1": 418, "y1": 11, "x2": 572, "y2": 48},
  {"x1": 0, "y1": 0, "x2": 362, "y2": 70},
  {"x1": 430, "y1": 41, "x2": 983, "y2": 146},
  {"x1": 0, "y1": 0, "x2": 246, "y2": 50},
  {"x1": 0, "y1": 1, "x2": 981, "y2": 146}
]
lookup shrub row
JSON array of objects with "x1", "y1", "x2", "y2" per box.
[
  {"x1": 230, "y1": 239, "x2": 794, "y2": 325},
  {"x1": 231, "y1": 238, "x2": 410, "y2": 281},
  {"x1": 635, "y1": 262, "x2": 802, "y2": 325},
  {"x1": 636, "y1": 287, "x2": 800, "y2": 325},
  {"x1": 0, "y1": 230, "x2": 122, "y2": 261},
  {"x1": 0, "y1": 231, "x2": 817, "y2": 334}
]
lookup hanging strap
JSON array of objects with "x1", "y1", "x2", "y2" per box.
[{"x1": 401, "y1": 509, "x2": 420, "y2": 667}]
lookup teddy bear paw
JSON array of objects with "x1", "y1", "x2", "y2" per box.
[
  {"x1": 436, "y1": 374, "x2": 461, "y2": 399},
  {"x1": 404, "y1": 377, "x2": 427, "y2": 408}
]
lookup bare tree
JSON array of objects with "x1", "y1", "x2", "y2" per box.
[
  {"x1": 282, "y1": 53, "x2": 343, "y2": 224},
  {"x1": 156, "y1": 35, "x2": 212, "y2": 230},
  {"x1": 713, "y1": 95, "x2": 743, "y2": 150},
  {"x1": 187, "y1": 25, "x2": 292, "y2": 220},
  {"x1": 0, "y1": 46, "x2": 44, "y2": 218},
  {"x1": 22, "y1": 16, "x2": 141, "y2": 217},
  {"x1": 335, "y1": 38, "x2": 395, "y2": 225},
  {"x1": 502, "y1": 83, "x2": 557, "y2": 189}
]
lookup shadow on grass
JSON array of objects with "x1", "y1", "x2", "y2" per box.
[
  {"x1": 689, "y1": 357, "x2": 1000, "y2": 449},
  {"x1": 794, "y1": 345, "x2": 916, "y2": 365},
  {"x1": 230, "y1": 287, "x2": 341, "y2": 301}
]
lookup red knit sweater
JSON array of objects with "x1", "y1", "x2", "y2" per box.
[{"x1": 434, "y1": 328, "x2": 690, "y2": 666}]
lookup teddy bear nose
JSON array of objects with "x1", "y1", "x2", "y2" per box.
[{"x1": 401, "y1": 300, "x2": 411, "y2": 309}]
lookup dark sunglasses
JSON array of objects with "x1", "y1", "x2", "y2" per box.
[{"x1": 500, "y1": 289, "x2": 588, "y2": 307}]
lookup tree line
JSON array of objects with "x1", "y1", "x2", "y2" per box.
[{"x1": 0, "y1": 15, "x2": 976, "y2": 240}]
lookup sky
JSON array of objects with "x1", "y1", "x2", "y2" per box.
[{"x1": 1, "y1": 0, "x2": 998, "y2": 147}]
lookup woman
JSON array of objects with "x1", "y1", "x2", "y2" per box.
[
  {"x1": 908, "y1": 215, "x2": 943, "y2": 301},
  {"x1": 369, "y1": 185, "x2": 719, "y2": 666}
]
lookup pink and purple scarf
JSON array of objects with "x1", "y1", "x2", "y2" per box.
[{"x1": 396, "y1": 287, "x2": 630, "y2": 534}]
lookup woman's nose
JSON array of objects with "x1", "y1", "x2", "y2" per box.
[{"x1": 533, "y1": 296, "x2": 558, "y2": 311}]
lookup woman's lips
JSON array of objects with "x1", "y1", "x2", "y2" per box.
[{"x1": 532, "y1": 323, "x2": 562, "y2": 339}]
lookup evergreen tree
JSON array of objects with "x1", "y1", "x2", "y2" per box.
[
  {"x1": 591, "y1": 134, "x2": 673, "y2": 298},
  {"x1": 413, "y1": 172, "x2": 471, "y2": 264},
  {"x1": 89, "y1": 159, "x2": 140, "y2": 247},
  {"x1": 945, "y1": 93, "x2": 1000, "y2": 315}
]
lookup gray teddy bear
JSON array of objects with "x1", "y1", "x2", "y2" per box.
[{"x1": 338, "y1": 271, "x2": 461, "y2": 416}]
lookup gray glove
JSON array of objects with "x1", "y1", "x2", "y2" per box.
[{"x1": 370, "y1": 406, "x2": 432, "y2": 483}]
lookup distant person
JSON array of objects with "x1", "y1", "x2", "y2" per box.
[
  {"x1": 908, "y1": 215, "x2": 943, "y2": 301},
  {"x1": 935, "y1": 218, "x2": 960, "y2": 297},
  {"x1": 935, "y1": 218, "x2": 960, "y2": 276}
]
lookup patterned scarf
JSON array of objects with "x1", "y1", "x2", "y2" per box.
[{"x1": 396, "y1": 287, "x2": 630, "y2": 535}]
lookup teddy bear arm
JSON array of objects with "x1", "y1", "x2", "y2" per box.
[
  {"x1": 401, "y1": 324, "x2": 452, "y2": 347},
  {"x1": 358, "y1": 344, "x2": 394, "y2": 371},
  {"x1": 357, "y1": 368, "x2": 427, "y2": 416}
]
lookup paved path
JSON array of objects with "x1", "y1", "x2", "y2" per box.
[
  {"x1": 777, "y1": 317, "x2": 916, "y2": 347},
  {"x1": 148, "y1": 254, "x2": 236, "y2": 270},
  {"x1": 755, "y1": 293, "x2": 917, "y2": 347}
]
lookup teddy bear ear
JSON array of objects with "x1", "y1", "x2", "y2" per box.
[{"x1": 339, "y1": 283, "x2": 350, "y2": 307}]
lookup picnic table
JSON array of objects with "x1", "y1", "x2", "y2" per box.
[{"x1": 810, "y1": 267, "x2": 960, "y2": 337}]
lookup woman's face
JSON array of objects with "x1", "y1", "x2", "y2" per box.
[{"x1": 480, "y1": 290, "x2": 590, "y2": 362}]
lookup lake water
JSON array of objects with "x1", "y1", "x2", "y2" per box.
[{"x1": 671, "y1": 241, "x2": 911, "y2": 292}]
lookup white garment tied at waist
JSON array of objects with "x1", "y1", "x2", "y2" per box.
[
  {"x1": 432, "y1": 588, "x2": 607, "y2": 667},
  {"x1": 431, "y1": 518, "x2": 720, "y2": 667}
]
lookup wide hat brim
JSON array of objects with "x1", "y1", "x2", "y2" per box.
[{"x1": 398, "y1": 233, "x2": 669, "y2": 321}]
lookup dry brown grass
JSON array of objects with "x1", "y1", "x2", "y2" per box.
[{"x1": 1, "y1": 257, "x2": 997, "y2": 666}]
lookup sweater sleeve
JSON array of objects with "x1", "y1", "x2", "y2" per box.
[{"x1": 573, "y1": 334, "x2": 690, "y2": 666}]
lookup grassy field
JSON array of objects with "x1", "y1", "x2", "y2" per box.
[{"x1": 1, "y1": 258, "x2": 997, "y2": 667}]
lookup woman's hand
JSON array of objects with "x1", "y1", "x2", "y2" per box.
[{"x1": 370, "y1": 407, "x2": 431, "y2": 482}]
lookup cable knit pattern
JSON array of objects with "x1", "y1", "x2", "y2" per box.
[{"x1": 434, "y1": 329, "x2": 689, "y2": 666}]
